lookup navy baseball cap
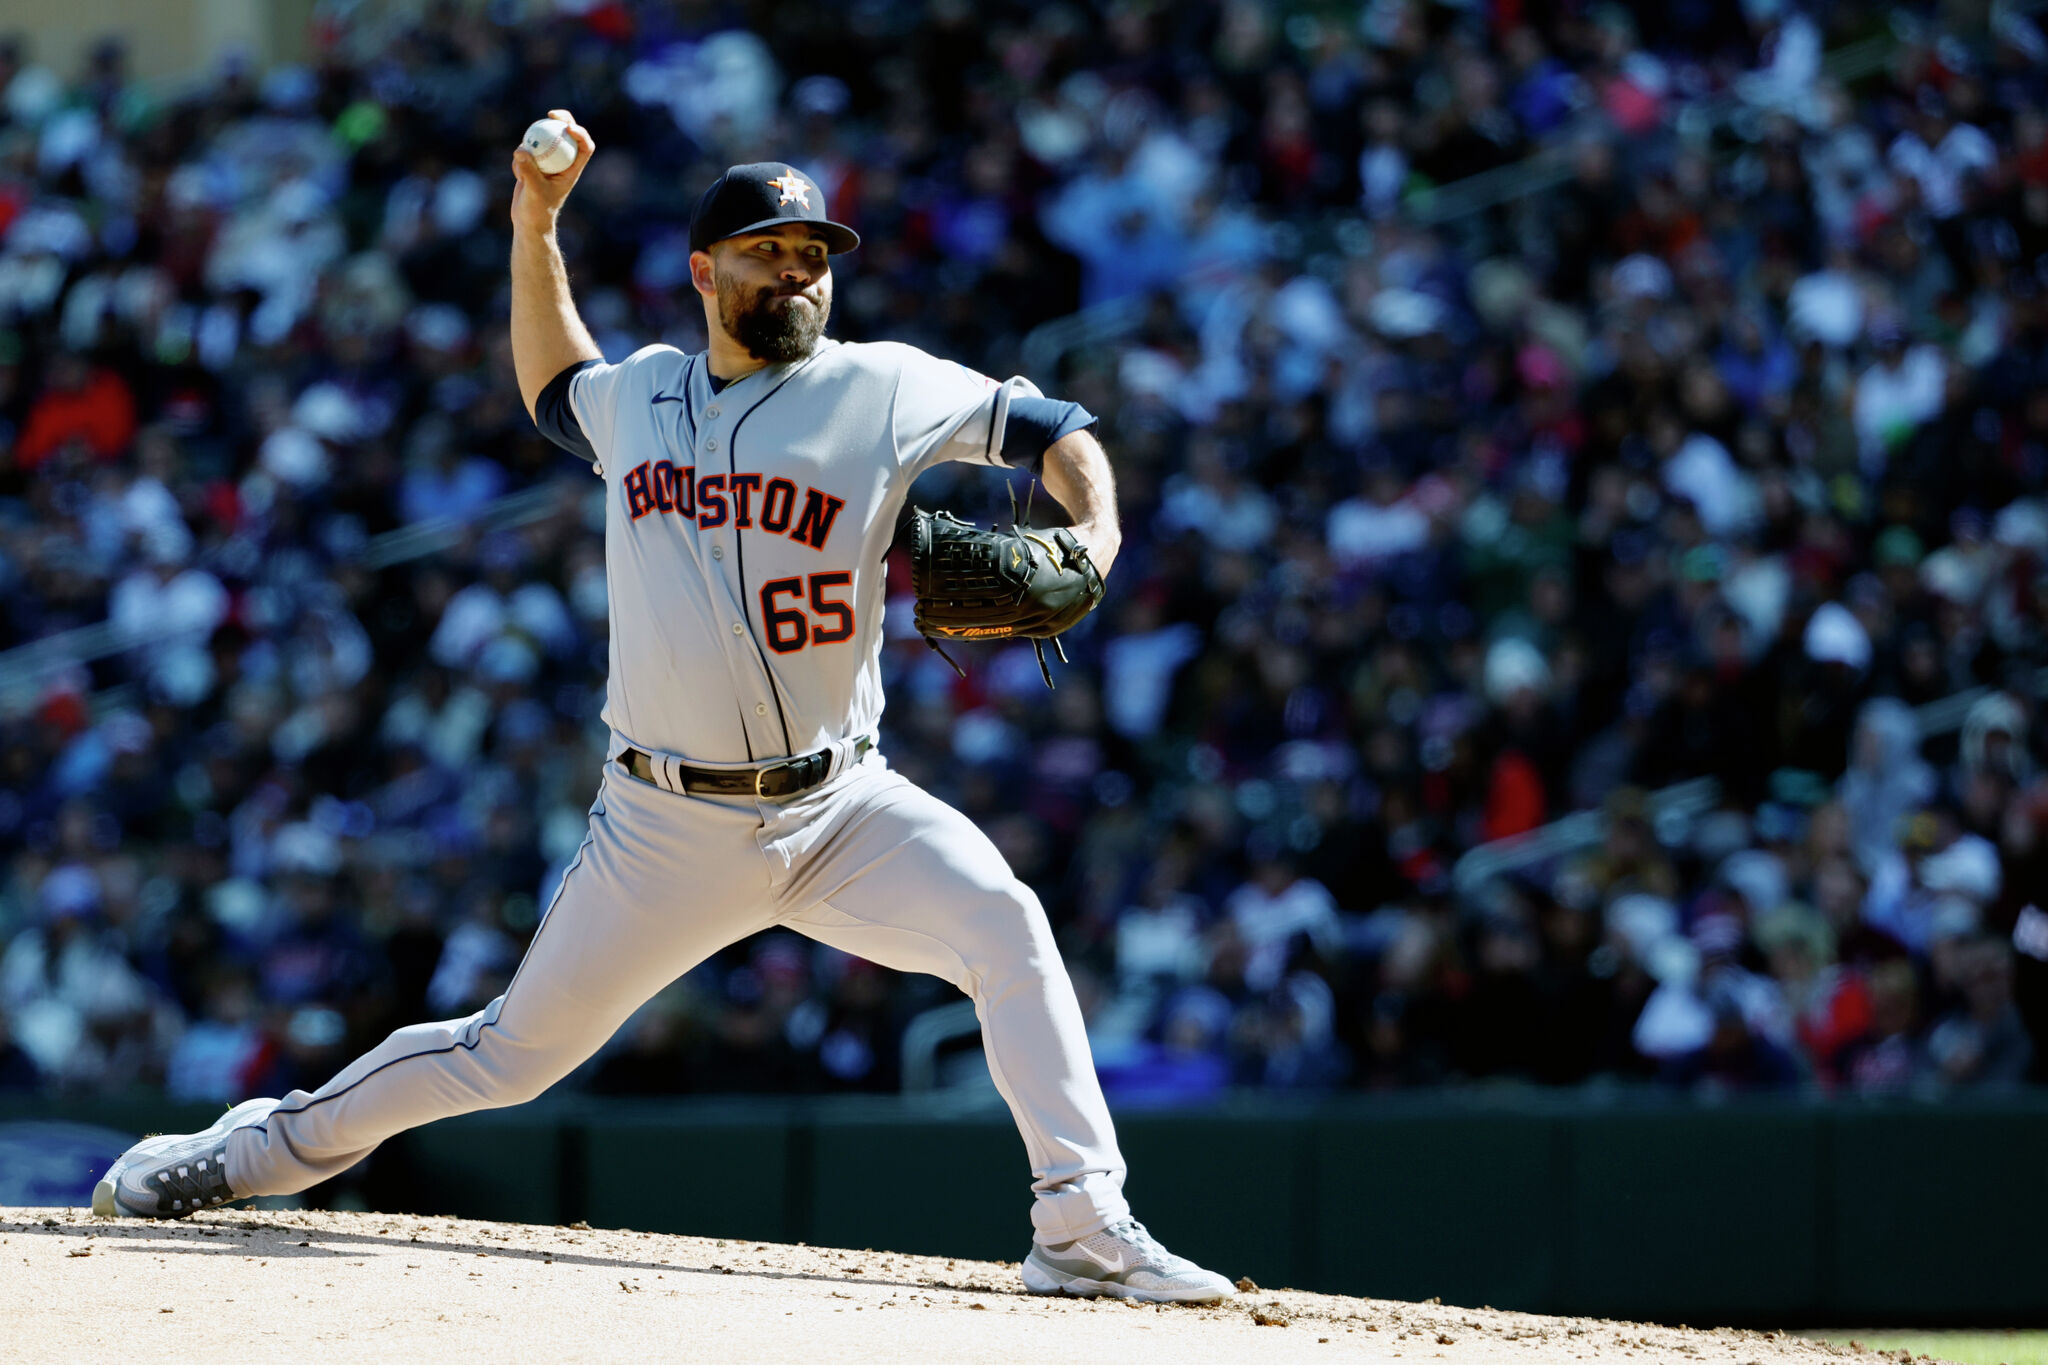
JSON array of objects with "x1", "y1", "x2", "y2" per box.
[{"x1": 689, "y1": 162, "x2": 859, "y2": 255}]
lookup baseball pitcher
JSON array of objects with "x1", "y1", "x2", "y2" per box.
[{"x1": 95, "y1": 109, "x2": 1234, "y2": 1304}]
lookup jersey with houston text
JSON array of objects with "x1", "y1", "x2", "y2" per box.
[{"x1": 567, "y1": 337, "x2": 1036, "y2": 764}]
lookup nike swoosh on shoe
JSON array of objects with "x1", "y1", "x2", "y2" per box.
[{"x1": 1073, "y1": 1245, "x2": 1125, "y2": 1275}]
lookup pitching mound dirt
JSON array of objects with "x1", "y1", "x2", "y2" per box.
[{"x1": 4, "y1": 1206, "x2": 1874, "y2": 1363}]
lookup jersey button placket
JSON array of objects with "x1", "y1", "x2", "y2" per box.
[{"x1": 711, "y1": 544, "x2": 724, "y2": 560}]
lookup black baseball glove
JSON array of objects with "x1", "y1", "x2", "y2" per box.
[{"x1": 901, "y1": 501, "x2": 1105, "y2": 685}]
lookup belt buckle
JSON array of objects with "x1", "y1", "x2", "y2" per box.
[
  {"x1": 755, "y1": 751, "x2": 827, "y2": 800},
  {"x1": 755, "y1": 756, "x2": 804, "y2": 800}
]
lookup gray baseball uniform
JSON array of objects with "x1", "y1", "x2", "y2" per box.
[{"x1": 222, "y1": 337, "x2": 1132, "y2": 1244}]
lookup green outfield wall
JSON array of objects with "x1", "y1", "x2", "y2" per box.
[{"x1": 10, "y1": 1092, "x2": 2046, "y2": 1326}]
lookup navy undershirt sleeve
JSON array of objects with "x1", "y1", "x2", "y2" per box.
[
  {"x1": 534, "y1": 359, "x2": 603, "y2": 464},
  {"x1": 1001, "y1": 396, "x2": 1098, "y2": 473}
]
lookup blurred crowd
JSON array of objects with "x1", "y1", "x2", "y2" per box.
[{"x1": 4, "y1": 0, "x2": 2048, "y2": 1107}]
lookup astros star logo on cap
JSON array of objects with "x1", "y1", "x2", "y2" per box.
[{"x1": 768, "y1": 171, "x2": 811, "y2": 208}]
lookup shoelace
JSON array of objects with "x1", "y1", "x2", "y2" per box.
[
  {"x1": 151, "y1": 1147, "x2": 234, "y2": 1214},
  {"x1": 1103, "y1": 1218, "x2": 1174, "y2": 1266}
]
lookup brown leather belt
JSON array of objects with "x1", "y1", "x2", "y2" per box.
[{"x1": 620, "y1": 737, "x2": 872, "y2": 800}]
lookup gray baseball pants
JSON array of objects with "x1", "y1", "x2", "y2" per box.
[{"x1": 225, "y1": 754, "x2": 1130, "y2": 1243}]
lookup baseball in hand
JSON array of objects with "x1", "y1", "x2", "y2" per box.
[{"x1": 522, "y1": 118, "x2": 577, "y2": 175}]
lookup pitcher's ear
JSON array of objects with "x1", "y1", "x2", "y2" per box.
[{"x1": 688, "y1": 248, "x2": 718, "y2": 297}]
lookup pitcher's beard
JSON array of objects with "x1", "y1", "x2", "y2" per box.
[{"x1": 719, "y1": 279, "x2": 830, "y2": 364}]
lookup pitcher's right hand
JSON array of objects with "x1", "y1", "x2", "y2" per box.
[{"x1": 510, "y1": 107, "x2": 595, "y2": 236}]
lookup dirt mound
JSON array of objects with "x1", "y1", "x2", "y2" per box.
[{"x1": 3, "y1": 1207, "x2": 1863, "y2": 1363}]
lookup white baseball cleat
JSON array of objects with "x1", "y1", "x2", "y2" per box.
[
  {"x1": 1021, "y1": 1217, "x2": 1236, "y2": 1303},
  {"x1": 92, "y1": 1097, "x2": 277, "y2": 1219}
]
